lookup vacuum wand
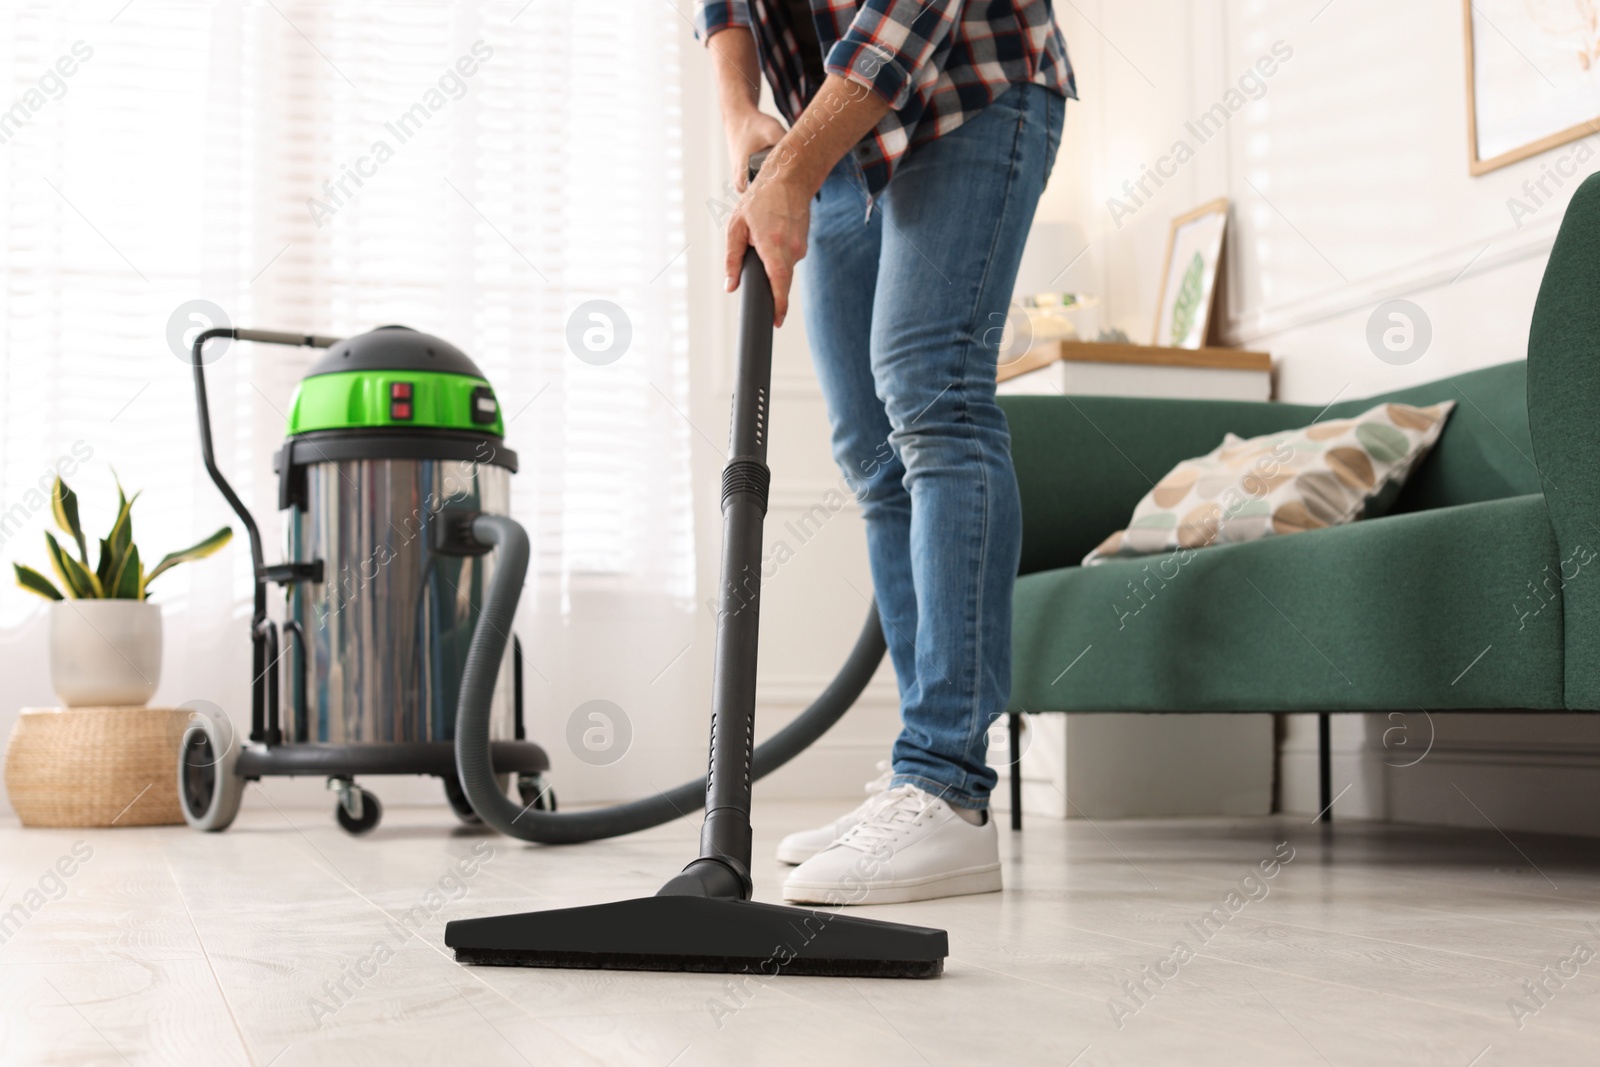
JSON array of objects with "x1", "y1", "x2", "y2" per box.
[
  {"x1": 452, "y1": 247, "x2": 782, "y2": 896},
  {"x1": 687, "y1": 245, "x2": 776, "y2": 897}
]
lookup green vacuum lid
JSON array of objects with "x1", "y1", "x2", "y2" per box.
[{"x1": 286, "y1": 325, "x2": 505, "y2": 436}]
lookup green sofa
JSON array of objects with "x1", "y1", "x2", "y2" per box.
[{"x1": 995, "y1": 172, "x2": 1600, "y2": 826}]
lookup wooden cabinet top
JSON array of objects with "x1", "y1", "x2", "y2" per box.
[{"x1": 998, "y1": 340, "x2": 1272, "y2": 383}]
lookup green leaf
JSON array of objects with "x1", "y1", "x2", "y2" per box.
[
  {"x1": 45, "y1": 531, "x2": 103, "y2": 598},
  {"x1": 51, "y1": 477, "x2": 88, "y2": 564},
  {"x1": 1169, "y1": 251, "x2": 1207, "y2": 347},
  {"x1": 95, "y1": 538, "x2": 113, "y2": 588},
  {"x1": 108, "y1": 489, "x2": 139, "y2": 558},
  {"x1": 104, "y1": 489, "x2": 140, "y2": 588},
  {"x1": 145, "y1": 526, "x2": 232, "y2": 586},
  {"x1": 14, "y1": 563, "x2": 64, "y2": 601},
  {"x1": 110, "y1": 543, "x2": 142, "y2": 600}
]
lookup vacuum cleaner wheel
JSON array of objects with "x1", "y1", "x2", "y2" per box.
[
  {"x1": 177, "y1": 713, "x2": 244, "y2": 832},
  {"x1": 516, "y1": 772, "x2": 556, "y2": 812},
  {"x1": 334, "y1": 785, "x2": 383, "y2": 835}
]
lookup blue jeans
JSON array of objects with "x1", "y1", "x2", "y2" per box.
[{"x1": 801, "y1": 82, "x2": 1064, "y2": 810}]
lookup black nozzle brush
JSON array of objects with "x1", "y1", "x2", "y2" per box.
[{"x1": 445, "y1": 895, "x2": 946, "y2": 979}]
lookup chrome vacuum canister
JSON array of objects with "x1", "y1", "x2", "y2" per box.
[
  {"x1": 275, "y1": 326, "x2": 517, "y2": 745},
  {"x1": 180, "y1": 322, "x2": 549, "y2": 835}
]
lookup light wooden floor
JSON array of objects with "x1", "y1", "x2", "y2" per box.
[{"x1": 2, "y1": 792, "x2": 1598, "y2": 1066}]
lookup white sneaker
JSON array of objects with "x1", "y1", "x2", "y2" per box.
[
  {"x1": 782, "y1": 784, "x2": 1002, "y2": 905},
  {"x1": 774, "y1": 760, "x2": 893, "y2": 865}
]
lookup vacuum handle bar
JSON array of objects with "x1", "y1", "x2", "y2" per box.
[
  {"x1": 235, "y1": 328, "x2": 342, "y2": 347},
  {"x1": 190, "y1": 326, "x2": 340, "y2": 597},
  {"x1": 190, "y1": 326, "x2": 338, "y2": 745}
]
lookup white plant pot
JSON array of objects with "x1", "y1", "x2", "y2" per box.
[{"x1": 49, "y1": 600, "x2": 163, "y2": 708}]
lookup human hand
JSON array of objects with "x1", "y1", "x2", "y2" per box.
[
  {"x1": 725, "y1": 111, "x2": 788, "y2": 192},
  {"x1": 725, "y1": 167, "x2": 810, "y2": 328}
]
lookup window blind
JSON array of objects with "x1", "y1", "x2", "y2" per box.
[{"x1": 0, "y1": 2, "x2": 695, "y2": 636}]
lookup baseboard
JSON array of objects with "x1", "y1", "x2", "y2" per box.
[
  {"x1": 1278, "y1": 712, "x2": 1600, "y2": 837},
  {"x1": 990, "y1": 777, "x2": 1068, "y2": 819},
  {"x1": 1278, "y1": 710, "x2": 1366, "y2": 817},
  {"x1": 1279, "y1": 748, "x2": 1384, "y2": 820},
  {"x1": 753, "y1": 740, "x2": 899, "y2": 801},
  {"x1": 1380, "y1": 750, "x2": 1600, "y2": 839}
]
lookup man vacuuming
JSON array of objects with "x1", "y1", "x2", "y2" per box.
[{"x1": 698, "y1": 0, "x2": 1073, "y2": 904}]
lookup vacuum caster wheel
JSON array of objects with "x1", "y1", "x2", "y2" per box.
[
  {"x1": 442, "y1": 774, "x2": 514, "y2": 825},
  {"x1": 518, "y1": 773, "x2": 557, "y2": 812},
  {"x1": 177, "y1": 709, "x2": 244, "y2": 832},
  {"x1": 332, "y1": 781, "x2": 382, "y2": 835}
]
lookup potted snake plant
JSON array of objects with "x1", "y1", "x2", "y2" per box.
[{"x1": 13, "y1": 475, "x2": 231, "y2": 707}]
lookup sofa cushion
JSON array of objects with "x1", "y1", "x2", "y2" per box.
[
  {"x1": 1324, "y1": 361, "x2": 1539, "y2": 517},
  {"x1": 1083, "y1": 400, "x2": 1455, "y2": 565},
  {"x1": 1000, "y1": 360, "x2": 1539, "y2": 579},
  {"x1": 1010, "y1": 494, "x2": 1565, "y2": 714}
]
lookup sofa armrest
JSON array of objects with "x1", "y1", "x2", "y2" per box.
[
  {"x1": 999, "y1": 393, "x2": 1318, "y2": 574},
  {"x1": 1528, "y1": 172, "x2": 1600, "y2": 709}
]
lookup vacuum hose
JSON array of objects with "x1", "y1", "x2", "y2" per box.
[{"x1": 454, "y1": 513, "x2": 887, "y2": 844}]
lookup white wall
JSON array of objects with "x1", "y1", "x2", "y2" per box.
[{"x1": 1036, "y1": 0, "x2": 1600, "y2": 835}]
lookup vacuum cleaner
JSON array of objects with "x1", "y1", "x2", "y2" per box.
[
  {"x1": 177, "y1": 165, "x2": 946, "y2": 976},
  {"x1": 177, "y1": 323, "x2": 555, "y2": 834}
]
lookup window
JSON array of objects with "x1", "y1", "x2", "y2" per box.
[{"x1": 0, "y1": 2, "x2": 695, "y2": 639}]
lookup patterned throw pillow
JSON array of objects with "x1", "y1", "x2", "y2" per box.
[{"x1": 1083, "y1": 400, "x2": 1456, "y2": 565}]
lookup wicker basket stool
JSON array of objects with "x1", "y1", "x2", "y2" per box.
[{"x1": 4, "y1": 707, "x2": 193, "y2": 827}]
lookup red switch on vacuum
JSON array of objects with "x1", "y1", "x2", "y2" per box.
[{"x1": 390, "y1": 381, "x2": 413, "y2": 421}]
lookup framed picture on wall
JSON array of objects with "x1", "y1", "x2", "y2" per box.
[
  {"x1": 1152, "y1": 198, "x2": 1228, "y2": 350},
  {"x1": 1463, "y1": 0, "x2": 1600, "y2": 175}
]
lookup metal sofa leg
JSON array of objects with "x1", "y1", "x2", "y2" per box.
[
  {"x1": 1008, "y1": 712, "x2": 1023, "y2": 832},
  {"x1": 1318, "y1": 712, "x2": 1332, "y2": 823}
]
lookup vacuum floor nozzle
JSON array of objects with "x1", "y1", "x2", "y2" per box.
[{"x1": 444, "y1": 896, "x2": 947, "y2": 979}]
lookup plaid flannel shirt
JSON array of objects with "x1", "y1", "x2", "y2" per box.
[{"x1": 695, "y1": 0, "x2": 1075, "y2": 194}]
